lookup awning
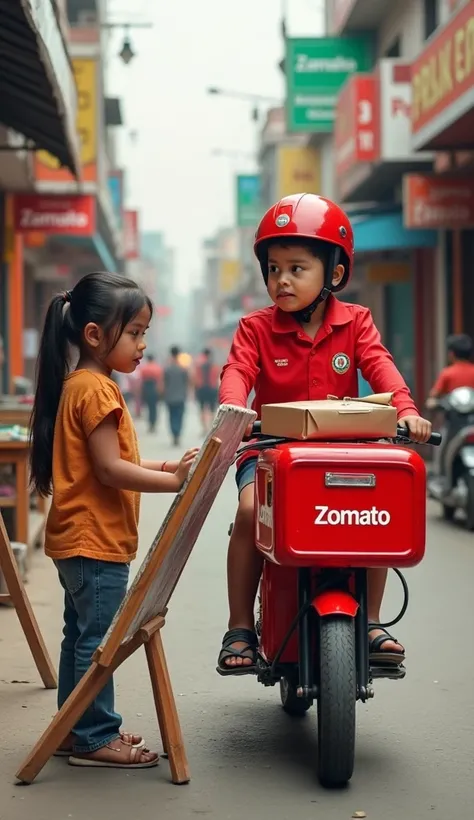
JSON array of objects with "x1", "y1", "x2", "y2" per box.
[
  {"x1": 351, "y1": 211, "x2": 437, "y2": 252},
  {"x1": 0, "y1": 0, "x2": 80, "y2": 176}
]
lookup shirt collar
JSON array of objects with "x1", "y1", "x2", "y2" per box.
[{"x1": 271, "y1": 295, "x2": 354, "y2": 335}]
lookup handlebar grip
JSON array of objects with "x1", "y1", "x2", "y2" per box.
[
  {"x1": 396, "y1": 425, "x2": 442, "y2": 446},
  {"x1": 252, "y1": 421, "x2": 262, "y2": 434},
  {"x1": 427, "y1": 431, "x2": 442, "y2": 446}
]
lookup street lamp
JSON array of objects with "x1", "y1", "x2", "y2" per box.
[
  {"x1": 207, "y1": 87, "x2": 281, "y2": 105},
  {"x1": 102, "y1": 21, "x2": 154, "y2": 65},
  {"x1": 207, "y1": 86, "x2": 282, "y2": 124}
]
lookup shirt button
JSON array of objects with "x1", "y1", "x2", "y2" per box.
[
  {"x1": 312, "y1": 379, "x2": 318, "y2": 386},
  {"x1": 310, "y1": 350, "x2": 316, "y2": 356},
  {"x1": 298, "y1": 332, "x2": 304, "y2": 339}
]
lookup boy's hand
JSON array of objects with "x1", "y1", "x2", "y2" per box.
[
  {"x1": 175, "y1": 448, "x2": 200, "y2": 487},
  {"x1": 399, "y1": 415, "x2": 432, "y2": 443}
]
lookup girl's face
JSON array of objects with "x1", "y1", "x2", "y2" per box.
[
  {"x1": 266, "y1": 243, "x2": 344, "y2": 313},
  {"x1": 83, "y1": 305, "x2": 151, "y2": 374}
]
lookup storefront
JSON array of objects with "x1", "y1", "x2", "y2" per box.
[
  {"x1": 410, "y1": 0, "x2": 474, "y2": 342},
  {"x1": 334, "y1": 59, "x2": 438, "y2": 405},
  {"x1": 0, "y1": 0, "x2": 79, "y2": 394}
]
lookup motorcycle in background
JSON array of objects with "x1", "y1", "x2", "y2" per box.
[{"x1": 427, "y1": 387, "x2": 474, "y2": 529}]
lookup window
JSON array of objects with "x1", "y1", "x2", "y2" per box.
[{"x1": 424, "y1": 0, "x2": 438, "y2": 39}]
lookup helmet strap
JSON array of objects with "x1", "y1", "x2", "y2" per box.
[{"x1": 292, "y1": 246, "x2": 341, "y2": 325}]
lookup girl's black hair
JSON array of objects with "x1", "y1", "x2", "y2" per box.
[{"x1": 30, "y1": 271, "x2": 153, "y2": 497}]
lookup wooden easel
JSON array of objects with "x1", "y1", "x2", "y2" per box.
[
  {"x1": 16, "y1": 434, "x2": 228, "y2": 785},
  {"x1": 0, "y1": 511, "x2": 57, "y2": 690}
]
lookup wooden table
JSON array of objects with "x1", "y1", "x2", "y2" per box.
[
  {"x1": 0, "y1": 440, "x2": 29, "y2": 545},
  {"x1": 0, "y1": 440, "x2": 46, "y2": 561}
]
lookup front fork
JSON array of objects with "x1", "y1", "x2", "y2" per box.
[{"x1": 296, "y1": 568, "x2": 372, "y2": 703}]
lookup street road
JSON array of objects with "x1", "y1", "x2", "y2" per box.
[{"x1": 1, "y1": 406, "x2": 473, "y2": 820}]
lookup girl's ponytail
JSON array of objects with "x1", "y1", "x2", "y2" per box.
[{"x1": 30, "y1": 294, "x2": 71, "y2": 496}]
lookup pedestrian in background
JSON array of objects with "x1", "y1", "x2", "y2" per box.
[
  {"x1": 193, "y1": 348, "x2": 220, "y2": 434},
  {"x1": 139, "y1": 353, "x2": 163, "y2": 433},
  {"x1": 163, "y1": 345, "x2": 189, "y2": 446}
]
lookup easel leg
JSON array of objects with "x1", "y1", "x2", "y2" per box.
[
  {"x1": 16, "y1": 632, "x2": 143, "y2": 784},
  {"x1": 16, "y1": 661, "x2": 111, "y2": 784},
  {"x1": 145, "y1": 631, "x2": 190, "y2": 784},
  {"x1": 0, "y1": 513, "x2": 57, "y2": 689}
]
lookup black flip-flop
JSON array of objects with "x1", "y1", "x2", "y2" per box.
[
  {"x1": 216, "y1": 628, "x2": 258, "y2": 676},
  {"x1": 368, "y1": 622, "x2": 405, "y2": 666}
]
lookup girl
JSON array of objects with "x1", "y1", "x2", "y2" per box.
[{"x1": 30, "y1": 272, "x2": 198, "y2": 769}]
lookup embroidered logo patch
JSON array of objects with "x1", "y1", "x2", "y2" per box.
[
  {"x1": 275, "y1": 358, "x2": 288, "y2": 367},
  {"x1": 332, "y1": 352, "x2": 350, "y2": 374}
]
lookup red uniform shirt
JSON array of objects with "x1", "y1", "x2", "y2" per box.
[
  {"x1": 431, "y1": 360, "x2": 474, "y2": 395},
  {"x1": 219, "y1": 296, "x2": 418, "y2": 420}
]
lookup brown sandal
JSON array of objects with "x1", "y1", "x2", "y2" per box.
[
  {"x1": 55, "y1": 731, "x2": 145, "y2": 758},
  {"x1": 69, "y1": 738, "x2": 158, "y2": 769}
]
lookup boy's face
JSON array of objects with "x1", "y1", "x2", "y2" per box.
[{"x1": 266, "y1": 243, "x2": 344, "y2": 313}]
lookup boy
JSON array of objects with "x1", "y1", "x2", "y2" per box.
[
  {"x1": 217, "y1": 193, "x2": 432, "y2": 675},
  {"x1": 427, "y1": 334, "x2": 474, "y2": 404}
]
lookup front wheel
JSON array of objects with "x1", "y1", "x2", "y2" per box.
[{"x1": 317, "y1": 617, "x2": 356, "y2": 788}]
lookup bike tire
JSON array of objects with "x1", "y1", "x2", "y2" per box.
[{"x1": 317, "y1": 616, "x2": 356, "y2": 788}]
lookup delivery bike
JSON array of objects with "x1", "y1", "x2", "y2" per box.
[{"x1": 232, "y1": 421, "x2": 441, "y2": 788}]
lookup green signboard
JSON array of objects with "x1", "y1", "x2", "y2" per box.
[
  {"x1": 236, "y1": 174, "x2": 261, "y2": 228},
  {"x1": 285, "y1": 37, "x2": 372, "y2": 133}
]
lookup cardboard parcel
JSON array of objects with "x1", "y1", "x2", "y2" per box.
[{"x1": 261, "y1": 394, "x2": 398, "y2": 441}]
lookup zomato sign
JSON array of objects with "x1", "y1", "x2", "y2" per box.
[
  {"x1": 403, "y1": 174, "x2": 474, "y2": 229},
  {"x1": 13, "y1": 195, "x2": 95, "y2": 236}
]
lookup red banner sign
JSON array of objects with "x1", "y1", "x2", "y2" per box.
[
  {"x1": 13, "y1": 195, "x2": 96, "y2": 235},
  {"x1": 412, "y1": 0, "x2": 474, "y2": 137},
  {"x1": 335, "y1": 74, "x2": 379, "y2": 179},
  {"x1": 403, "y1": 174, "x2": 474, "y2": 228},
  {"x1": 123, "y1": 210, "x2": 139, "y2": 259}
]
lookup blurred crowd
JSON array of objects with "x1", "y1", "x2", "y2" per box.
[{"x1": 114, "y1": 346, "x2": 220, "y2": 444}]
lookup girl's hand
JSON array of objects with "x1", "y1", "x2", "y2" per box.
[{"x1": 175, "y1": 448, "x2": 199, "y2": 487}]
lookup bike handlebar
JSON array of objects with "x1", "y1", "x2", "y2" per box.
[{"x1": 246, "y1": 421, "x2": 442, "y2": 446}]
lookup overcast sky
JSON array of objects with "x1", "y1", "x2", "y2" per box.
[{"x1": 107, "y1": 0, "x2": 325, "y2": 291}]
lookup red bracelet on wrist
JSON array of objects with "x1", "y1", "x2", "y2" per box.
[{"x1": 162, "y1": 461, "x2": 167, "y2": 472}]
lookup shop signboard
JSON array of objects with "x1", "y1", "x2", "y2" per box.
[
  {"x1": 276, "y1": 145, "x2": 321, "y2": 199},
  {"x1": 13, "y1": 194, "x2": 96, "y2": 235},
  {"x1": 236, "y1": 175, "x2": 261, "y2": 228},
  {"x1": 108, "y1": 170, "x2": 124, "y2": 229},
  {"x1": 379, "y1": 61, "x2": 415, "y2": 160},
  {"x1": 123, "y1": 210, "x2": 139, "y2": 259},
  {"x1": 335, "y1": 74, "x2": 379, "y2": 178},
  {"x1": 403, "y1": 175, "x2": 474, "y2": 228},
  {"x1": 35, "y1": 58, "x2": 98, "y2": 184},
  {"x1": 411, "y1": 0, "x2": 474, "y2": 149},
  {"x1": 285, "y1": 36, "x2": 372, "y2": 133}
]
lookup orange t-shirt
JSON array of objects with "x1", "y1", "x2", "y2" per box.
[{"x1": 45, "y1": 370, "x2": 140, "y2": 564}]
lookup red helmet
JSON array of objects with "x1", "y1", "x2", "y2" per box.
[{"x1": 254, "y1": 193, "x2": 354, "y2": 291}]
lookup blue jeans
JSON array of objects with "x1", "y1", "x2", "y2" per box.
[{"x1": 54, "y1": 557, "x2": 130, "y2": 753}]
